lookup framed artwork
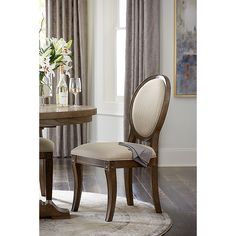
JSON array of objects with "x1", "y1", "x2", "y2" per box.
[{"x1": 174, "y1": 0, "x2": 197, "y2": 97}]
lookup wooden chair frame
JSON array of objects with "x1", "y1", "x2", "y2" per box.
[{"x1": 71, "y1": 75, "x2": 171, "y2": 221}]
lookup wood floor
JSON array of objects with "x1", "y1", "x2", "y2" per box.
[{"x1": 52, "y1": 158, "x2": 196, "y2": 236}]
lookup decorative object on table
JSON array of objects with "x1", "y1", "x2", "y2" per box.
[
  {"x1": 40, "y1": 190, "x2": 172, "y2": 236},
  {"x1": 71, "y1": 75, "x2": 171, "y2": 222},
  {"x1": 39, "y1": 73, "x2": 52, "y2": 105},
  {"x1": 69, "y1": 78, "x2": 82, "y2": 106},
  {"x1": 39, "y1": 33, "x2": 72, "y2": 104},
  {"x1": 174, "y1": 0, "x2": 197, "y2": 97},
  {"x1": 56, "y1": 65, "x2": 69, "y2": 106}
]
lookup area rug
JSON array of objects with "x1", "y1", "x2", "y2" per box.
[{"x1": 40, "y1": 190, "x2": 172, "y2": 236}]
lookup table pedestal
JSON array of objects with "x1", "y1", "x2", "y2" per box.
[{"x1": 40, "y1": 200, "x2": 70, "y2": 219}]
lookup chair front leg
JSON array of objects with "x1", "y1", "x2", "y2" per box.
[
  {"x1": 71, "y1": 161, "x2": 83, "y2": 212},
  {"x1": 124, "y1": 168, "x2": 134, "y2": 206},
  {"x1": 40, "y1": 159, "x2": 46, "y2": 197},
  {"x1": 105, "y1": 167, "x2": 117, "y2": 222},
  {"x1": 45, "y1": 153, "x2": 53, "y2": 201},
  {"x1": 151, "y1": 165, "x2": 162, "y2": 213}
]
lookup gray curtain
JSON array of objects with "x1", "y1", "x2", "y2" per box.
[
  {"x1": 45, "y1": 0, "x2": 88, "y2": 157},
  {"x1": 124, "y1": 0, "x2": 160, "y2": 140}
]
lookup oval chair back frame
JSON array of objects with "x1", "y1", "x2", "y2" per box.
[{"x1": 128, "y1": 75, "x2": 171, "y2": 154}]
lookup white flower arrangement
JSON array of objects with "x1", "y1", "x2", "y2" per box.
[{"x1": 39, "y1": 37, "x2": 73, "y2": 91}]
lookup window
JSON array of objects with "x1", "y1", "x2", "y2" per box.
[
  {"x1": 116, "y1": 0, "x2": 126, "y2": 97},
  {"x1": 90, "y1": 0, "x2": 126, "y2": 116}
]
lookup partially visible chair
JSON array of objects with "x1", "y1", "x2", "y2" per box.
[
  {"x1": 71, "y1": 75, "x2": 171, "y2": 222},
  {"x1": 39, "y1": 137, "x2": 70, "y2": 219},
  {"x1": 39, "y1": 137, "x2": 54, "y2": 202}
]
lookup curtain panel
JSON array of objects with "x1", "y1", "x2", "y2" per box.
[
  {"x1": 45, "y1": 0, "x2": 88, "y2": 157},
  {"x1": 124, "y1": 0, "x2": 161, "y2": 140}
]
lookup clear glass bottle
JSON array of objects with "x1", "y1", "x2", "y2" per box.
[{"x1": 56, "y1": 66, "x2": 68, "y2": 106}]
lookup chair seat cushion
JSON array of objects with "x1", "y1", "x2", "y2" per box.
[
  {"x1": 71, "y1": 142, "x2": 156, "y2": 161},
  {"x1": 40, "y1": 138, "x2": 54, "y2": 152}
]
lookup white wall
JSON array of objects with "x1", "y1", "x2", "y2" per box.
[
  {"x1": 159, "y1": 0, "x2": 196, "y2": 166},
  {"x1": 88, "y1": 0, "x2": 196, "y2": 166}
]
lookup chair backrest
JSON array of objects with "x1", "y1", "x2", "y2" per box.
[{"x1": 129, "y1": 75, "x2": 171, "y2": 145}]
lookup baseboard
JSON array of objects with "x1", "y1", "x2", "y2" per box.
[{"x1": 158, "y1": 148, "x2": 196, "y2": 167}]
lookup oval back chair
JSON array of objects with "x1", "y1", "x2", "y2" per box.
[{"x1": 71, "y1": 74, "x2": 171, "y2": 222}]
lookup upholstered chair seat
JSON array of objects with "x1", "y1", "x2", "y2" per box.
[
  {"x1": 71, "y1": 142, "x2": 156, "y2": 161},
  {"x1": 40, "y1": 137, "x2": 54, "y2": 152}
]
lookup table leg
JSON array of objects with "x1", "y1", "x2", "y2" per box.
[{"x1": 40, "y1": 153, "x2": 70, "y2": 219}]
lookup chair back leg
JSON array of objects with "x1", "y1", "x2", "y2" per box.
[
  {"x1": 124, "y1": 168, "x2": 134, "y2": 206},
  {"x1": 151, "y1": 165, "x2": 162, "y2": 213},
  {"x1": 71, "y1": 162, "x2": 83, "y2": 212},
  {"x1": 105, "y1": 167, "x2": 117, "y2": 222}
]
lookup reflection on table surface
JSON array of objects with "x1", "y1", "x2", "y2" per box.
[{"x1": 40, "y1": 104, "x2": 96, "y2": 113}]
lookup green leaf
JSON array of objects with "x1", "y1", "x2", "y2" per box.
[
  {"x1": 54, "y1": 55, "x2": 63, "y2": 62},
  {"x1": 66, "y1": 40, "x2": 73, "y2": 49},
  {"x1": 44, "y1": 49, "x2": 52, "y2": 57}
]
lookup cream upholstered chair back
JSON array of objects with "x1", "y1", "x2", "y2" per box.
[{"x1": 130, "y1": 75, "x2": 170, "y2": 140}]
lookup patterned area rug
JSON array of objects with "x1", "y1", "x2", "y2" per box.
[{"x1": 40, "y1": 190, "x2": 172, "y2": 236}]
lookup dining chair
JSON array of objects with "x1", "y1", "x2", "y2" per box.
[
  {"x1": 71, "y1": 74, "x2": 171, "y2": 222},
  {"x1": 40, "y1": 137, "x2": 71, "y2": 219},
  {"x1": 39, "y1": 137, "x2": 54, "y2": 217},
  {"x1": 40, "y1": 137, "x2": 54, "y2": 197}
]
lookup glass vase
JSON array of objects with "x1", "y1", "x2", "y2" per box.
[{"x1": 39, "y1": 74, "x2": 53, "y2": 105}]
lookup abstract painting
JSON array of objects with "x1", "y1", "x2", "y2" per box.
[{"x1": 174, "y1": 0, "x2": 197, "y2": 97}]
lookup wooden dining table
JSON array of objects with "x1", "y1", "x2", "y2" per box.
[{"x1": 39, "y1": 104, "x2": 97, "y2": 219}]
